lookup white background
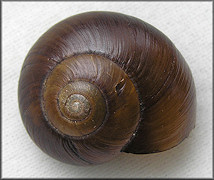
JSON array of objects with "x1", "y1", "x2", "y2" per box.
[{"x1": 2, "y1": 1, "x2": 212, "y2": 178}]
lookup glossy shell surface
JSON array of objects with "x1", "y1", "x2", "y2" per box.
[{"x1": 18, "y1": 11, "x2": 196, "y2": 165}]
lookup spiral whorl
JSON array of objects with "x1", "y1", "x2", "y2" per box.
[
  {"x1": 18, "y1": 11, "x2": 196, "y2": 166},
  {"x1": 41, "y1": 54, "x2": 140, "y2": 141}
]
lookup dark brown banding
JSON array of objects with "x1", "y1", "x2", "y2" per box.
[
  {"x1": 19, "y1": 52, "x2": 140, "y2": 165},
  {"x1": 18, "y1": 11, "x2": 196, "y2": 165}
]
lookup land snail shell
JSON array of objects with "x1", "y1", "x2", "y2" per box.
[{"x1": 18, "y1": 11, "x2": 196, "y2": 166}]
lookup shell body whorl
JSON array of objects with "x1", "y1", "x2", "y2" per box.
[{"x1": 18, "y1": 11, "x2": 196, "y2": 165}]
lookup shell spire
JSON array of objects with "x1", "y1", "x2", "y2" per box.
[{"x1": 18, "y1": 11, "x2": 196, "y2": 165}]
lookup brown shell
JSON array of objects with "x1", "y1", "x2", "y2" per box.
[{"x1": 18, "y1": 11, "x2": 196, "y2": 166}]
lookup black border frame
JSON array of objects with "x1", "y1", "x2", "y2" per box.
[{"x1": 0, "y1": 0, "x2": 213, "y2": 179}]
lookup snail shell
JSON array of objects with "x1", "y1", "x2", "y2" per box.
[{"x1": 18, "y1": 11, "x2": 196, "y2": 166}]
